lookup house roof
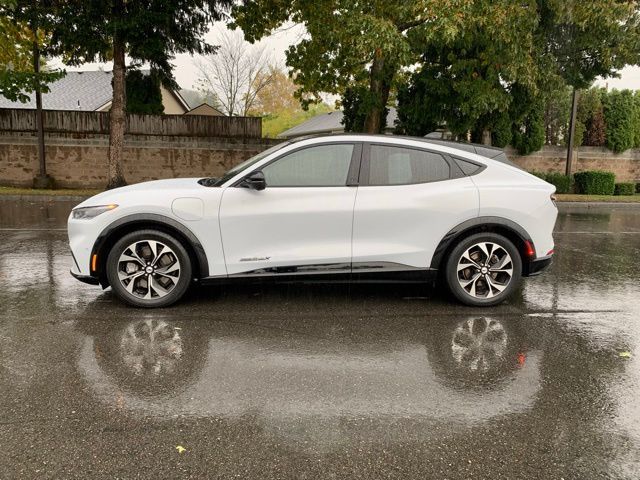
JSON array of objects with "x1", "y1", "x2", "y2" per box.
[
  {"x1": 0, "y1": 70, "x2": 189, "y2": 112},
  {"x1": 169, "y1": 89, "x2": 190, "y2": 112},
  {"x1": 278, "y1": 107, "x2": 398, "y2": 139},
  {"x1": 179, "y1": 89, "x2": 206, "y2": 110},
  {"x1": 184, "y1": 103, "x2": 224, "y2": 116},
  {"x1": 0, "y1": 71, "x2": 115, "y2": 111}
]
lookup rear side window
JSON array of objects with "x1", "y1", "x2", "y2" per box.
[
  {"x1": 368, "y1": 145, "x2": 450, "y2": 185},
  {"x1": 455, "y1": 158, "x2": 483, "y2": 176}
]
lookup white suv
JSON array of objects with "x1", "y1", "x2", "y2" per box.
[{"x1": 68, "y1": 134, "x2": 557, "y2": 308}]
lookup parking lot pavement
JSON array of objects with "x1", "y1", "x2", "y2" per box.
[{"x1": 0, "y1": 199, "x2": 639, "y2": 479}]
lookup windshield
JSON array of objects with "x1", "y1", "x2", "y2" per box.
[{"x1": 212, "y1": 141, "x2": 291, "y2": 186}]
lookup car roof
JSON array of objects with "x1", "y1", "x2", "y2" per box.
[
  {"x1": 290, "y1": 133, "x2": 520, "y2": 169},
  {"x1": 418, "y1": 138, "x2": 520, "y2": 169}
]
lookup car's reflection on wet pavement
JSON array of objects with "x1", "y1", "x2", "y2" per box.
[{"x1": 1, "y1": 199, "x2": 639, "y2": 479}]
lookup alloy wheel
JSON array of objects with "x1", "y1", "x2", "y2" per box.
[
  {"x1": 456, "y1": 241, "x2": 513, "y2": 299},
  {"x1": 117, "y1": 240, "x2": 181, "y2": 299}
]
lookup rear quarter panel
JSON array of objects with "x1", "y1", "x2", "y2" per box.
[{"x1": 471, "y1": 165, "x2": 557, "y2": 259}]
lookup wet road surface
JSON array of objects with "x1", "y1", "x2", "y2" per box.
[{"x1": 1, "y1": 199, "x2": 639, "y2": 479}]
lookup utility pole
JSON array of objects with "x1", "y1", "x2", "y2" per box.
[
  {"x1": 565, "y1": 88, "x2": 579, "y2": 177},
  {"x1": 32, "y1": 26, "x2": 53, "y2": 189}
]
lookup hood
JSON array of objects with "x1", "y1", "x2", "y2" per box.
[{"x1": 74, "y1": 178, "x2": 205, "y2": 209}]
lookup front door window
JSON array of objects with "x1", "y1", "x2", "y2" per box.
[{"x1": 262, "y1": 144, "x2": 354, "y2": 187}]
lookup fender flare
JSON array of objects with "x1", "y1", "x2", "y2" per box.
[
  {"x1": 91, "y1": 213, "x2": 209, "y2": 279},
  {"x1": 430, "y1": 216, "x2": 534, "y2": 270}
]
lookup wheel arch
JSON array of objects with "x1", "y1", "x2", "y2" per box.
[
  {"x1": 430, "y1": 217, "x2": 534, "y2": 273},
  {"x1": 91, "y1": 214, "x2": 209, "y2": 287}
]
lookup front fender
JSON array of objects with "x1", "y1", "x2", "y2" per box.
[{"x1": 90, "y1": 213, "x2": 210, "y2": 282}]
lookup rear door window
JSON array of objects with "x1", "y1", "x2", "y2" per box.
[{"x1": 367, "y1": 144, "x2": 451, "y2": 185}]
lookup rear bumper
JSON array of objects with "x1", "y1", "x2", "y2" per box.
[
  {"x1": 70, "y1": 269, "x2": 100, "y2": 285},
  {"x1": 524, "y1": 255, "x2": 553, "y2": 277}
]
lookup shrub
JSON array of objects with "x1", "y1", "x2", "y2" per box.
[
  {"x1": 573, "y1": 171, "x2": 616, "y2": 195},
  {"x1": 571, "y1": 120, "x2": 586, "y2": 150},
  {"x1": 614, "y1": 183, "x2": 636, "y2": 196},
  {"x1": 491, "y1": 112, "x2": 513, "y2": 148},
  {"x1": 126, "y1": 69, "x2": 164, "y2": 115},
  {"x1": 634, "y1": 92, "x2": 640, "y2": 148},
  {"x1": 542, "y1": 85, "x2": 571, "y2": 146},
  {"x1": 574, "y1": 88, "x2": 600, "y2": 147},
  {"x1": 584, "y1": 105, "x2": 606, "y2": 147},
  {"x1": 603, "y1": 90, "x2": 635, "y2": 153},
  {"x1": 545, "y1": 172, "x2": 573, "y2": 194},
  {"x1": 637, "y1": 183, "x2": 640, "y2": 194},
  {"x1": 512, "y1": 104, "x2": 545, "y2": 155},
  {"x1": 529, "y1": 171, "x2": 548, "y2": 180}
]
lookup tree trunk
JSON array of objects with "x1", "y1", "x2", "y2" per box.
[
  {"x1": 363, "y1": 49, "x2": 393, "y2": 134},
  {"x1": 565, "y1": 88, "x2": 579, "y2": 176},
  {"x1": 107, "y1": 35, "x2": 127, "y2": 189},
  {"x1": 29, "y1": 24, "x2": 53, "y2": 188}
]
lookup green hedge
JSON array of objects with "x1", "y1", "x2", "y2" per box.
[
  {"x1": 573, "y1": 171, "x2": 616, "y2": 195},
  {"x1": 637, "y1": 182, "x2": 640, "y2": 194},
  {"x1": 529, "y1": 171, "x2": 548, "y2": 180},
  {"x1": 511, "y1": 104, "x2": 545, "y2": 155},
  {"x1": 603, "y1": 90, "x2": 635, "y2": 153},
  {"x1": 545, "y1": 173, "x2": 573, "y2": 194},
  {"x1": 528, "y1": 171, "x2": 573, "y2": 193},
  {"x1": 614, "y1": 182, "x2": 636, "y2": 196}
]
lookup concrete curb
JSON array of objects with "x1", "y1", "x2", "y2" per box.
[
  {"x1": 0, "y1": 194, "x2": 89, "y2": 202},
  {"x1": 557, "y1": 202, "x2": 640, "y2": 210}
]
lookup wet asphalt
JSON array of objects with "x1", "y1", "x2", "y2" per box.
[{"x1": 0, "y1": 199, "x2": 639, "y2": 479}]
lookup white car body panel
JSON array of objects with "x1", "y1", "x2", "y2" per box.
[
  {"x1": 67, "y1": 134, "x2": 557, "y2": 295},
  {"x1": 352, "y1": 177, "x2": 479, "y2": 269},
  {"x1": 68, "y1": 178, "x2": 228, "y2": 277},
  {"x1": 470, "y1": 165, "x2": 557, "y2": 259},
  {"x1": 219, "y1": 186, "x2": 357, "y2": 275}
]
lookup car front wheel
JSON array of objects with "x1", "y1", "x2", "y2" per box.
[
  {"x1": 445, "y1": 233, "x2": 522, "y2": 307},
  {"x1": 106, "y1": 229, "x2": 192, "y2": 308}
]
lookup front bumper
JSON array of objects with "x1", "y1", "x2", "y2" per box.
[
  {"x1": 524, "y1": 255, "x2": 553, "y2": 277},
  {"x1": 70, "y1": 269, "x2": 100, "y2": 285}
]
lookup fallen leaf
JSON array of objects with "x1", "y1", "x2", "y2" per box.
[
  {"x1": 619, "y1": 351, "x2": 632, "y2": 358},
  {"x1": 176, "y1": 445, "x2": 186, "y2": 454}
]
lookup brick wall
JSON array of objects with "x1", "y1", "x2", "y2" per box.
[
  {"x1": 508, "y1": 146, "x2": 640, "y2": 182},
  {"x1": 1, "y1": 130, "x2": 639, "y2": 189},
  {"x1": 0, "y1": 131, "x2": 279, "y2": 188}
]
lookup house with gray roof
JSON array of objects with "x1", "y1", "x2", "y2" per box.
[
  {"x1": 0, "y1": 70, "x2": 191, "y2": 114},
  {"x1": 278, "y1": 107, "x2": 398, "y2": 139}
]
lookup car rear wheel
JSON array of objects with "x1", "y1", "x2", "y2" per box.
[
  {"x1": 445, "y1": 233, "x2": 522, "y2": 307},
  {"x1": 106, "y1": 229, "x2": 192, "y2": 308}
]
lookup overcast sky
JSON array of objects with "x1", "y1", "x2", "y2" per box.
[
  {"x1": 51, "y1": 22, "x2": 304, "y2": 91},
  {"x1": 53, "y1": 21, "x2": 640, "y2": 96}
]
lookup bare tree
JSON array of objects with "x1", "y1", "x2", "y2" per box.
[{"x1": 195, "y1": 29, "x2": 274, "y2": 116}]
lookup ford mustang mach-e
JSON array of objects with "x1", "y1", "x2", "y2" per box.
[{"x1": 68, "y1": 134, "x2": 557, "y2": 307}]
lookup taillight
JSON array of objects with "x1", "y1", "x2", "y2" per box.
[{"x1": 524, "y1": 240, "x2": 536, "y2": 258}]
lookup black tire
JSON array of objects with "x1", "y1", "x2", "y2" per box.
[
  {"x1": 445, "y1": 232, "x2": 522, "y2": 307},
  {"x1": 106, "y1": 229, "x2": 192, "y2": 308}
]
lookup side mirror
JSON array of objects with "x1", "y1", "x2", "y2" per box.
[{"x1": 242, "y1": 170, "x2": 266, "y2": 191}]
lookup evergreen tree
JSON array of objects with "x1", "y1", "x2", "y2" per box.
[
  {"x1": 47, "y1": 0, "x2": 231, "y2": 188},
  {"x1": 125, "y1": 70, "x2": 164, "y2": 115}
]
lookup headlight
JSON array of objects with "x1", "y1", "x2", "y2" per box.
[{"x1": 71, "y1": 204, "x2": 118, "y2": 220}]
